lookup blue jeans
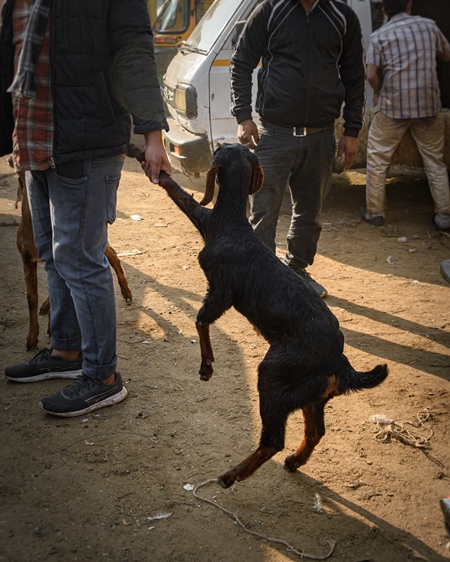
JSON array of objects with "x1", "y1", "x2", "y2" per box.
[
  {"x1": 252, "y1": 121, "x2": 335, "y2": 268},
  {"x1": 26, "y1": 155, "x2": 124, "y2": 381}
]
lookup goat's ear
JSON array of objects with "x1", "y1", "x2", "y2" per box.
[
  {"x1": 200, "y1": 163, "x2": 220, "y2": 206},
  {"x1": 249, "y1": 164, "x2": 264, "y2": 195}
]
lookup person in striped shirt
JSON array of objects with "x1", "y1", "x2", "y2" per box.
[{"x1": 360, "y1": 0, "x2": 450, "y2": 230}]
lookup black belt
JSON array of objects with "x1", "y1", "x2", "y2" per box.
[
  {"x1": 260, "y1": 118, "x2": 327, "y2": 137},
  {"x1": 291, "y1": 126, "x2": 325, "y2": 137}
]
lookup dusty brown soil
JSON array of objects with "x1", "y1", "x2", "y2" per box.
[{"x1": 1, "y1": 148, "x2": 449, "y2": 562}]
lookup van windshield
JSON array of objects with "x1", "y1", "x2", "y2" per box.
[
  {"x1": 154, "y1": 0, "x2": 190, "y2": 33},
  {"x1": 185, "y1": 0, "x2": 243, "y2": 53}
]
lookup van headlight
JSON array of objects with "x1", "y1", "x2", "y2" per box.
[{"x1": 174, "y1": 83, "x2": 197, "y2": 119}]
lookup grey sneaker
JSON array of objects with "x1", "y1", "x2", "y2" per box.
[
  {"x1": 39, "y1": 372, "x2": 128, "y2": 417},
  {"x1": 440, "y1": 497, "x2": 450, "y2": 535},
  {"x1": 289, "y1": 266, "x2": 328, "y2": 298},
  {"x1": 360, "y1": 206, "x2": 385, "y2": 226},
  {"x1": 433, "y1": 213, "x2": 450, "y2": 231},
  {"x1": 5, "y1": 347, "x2": 82, "y2": 383},
  {"x1": 440, "y1": 259, "x2": 450, "y2": 283}
]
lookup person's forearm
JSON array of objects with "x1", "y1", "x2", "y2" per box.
[{"x1": 368, "y1": 75, "x2": 380, "y2": 94}]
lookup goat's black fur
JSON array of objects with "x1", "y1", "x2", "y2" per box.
[{"x1": 127, "y1": 142, "x2": 388, "y2": 488}]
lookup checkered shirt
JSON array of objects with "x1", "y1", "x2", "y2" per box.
[
  {"x1": 367, "y1": 13, "x2": 450, "y2": 119},
  {"x1": 11, "y1": 0, "x2": 53, "y2": 171}
]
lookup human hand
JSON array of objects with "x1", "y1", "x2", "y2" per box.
[
  {"x1": 237, "y1": 120, "x2": 259, "y2": 149},
  {"x1": 141, "y1": 130, "x2": 172, "y2": 183},
  {"x1": 336, "y1": 135, "x2": 358, "y2": 171}
]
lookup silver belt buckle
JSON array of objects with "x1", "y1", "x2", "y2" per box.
[{"x1": 293, "y1": 127, "x2": 307, "y2": 137}]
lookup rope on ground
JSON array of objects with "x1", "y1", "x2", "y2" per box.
[
  {"x1": 193, "y1": 479, "x2": 336, "y2": 560},
  {"x1": 370, "y1": 409, "x2": 444, "y2": 468}
]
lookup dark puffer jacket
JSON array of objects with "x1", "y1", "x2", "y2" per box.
[
  {"x1": 230, "y1": 0, "x2": 366, "y2": 137},
  {"x1": 0, "y1": 0, "x2": 168, "y2": 161}
]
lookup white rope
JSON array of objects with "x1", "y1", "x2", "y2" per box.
[{"x1": 193, "y1": 479, "x2": 336, "y2": 560}]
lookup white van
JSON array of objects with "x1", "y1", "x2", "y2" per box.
[{"x1": 161, "y1": 0, "x2": 374, "y2": 175}]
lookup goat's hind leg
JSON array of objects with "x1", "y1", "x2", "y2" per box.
[
  {"x1": 218, "y1": 359, "x2": 289, "y2": 488},
  {"x1": 284, "y1": 375, "x2": 340, "y2": 471},
  {"x1": 218, "y1": 408, "x2": 288, "y2": 489},
  {"x1": 104, "y1": 243, "x2": 132, "y2": 302},
  {"x1": 23, "y1": 253, "x2": 40, "y2": 350},
  {"x1": 284, "y1": 403, "x2": 326, "y2": 472}
]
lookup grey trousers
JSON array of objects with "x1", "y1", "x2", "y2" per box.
[{"x1": 251, "y1": 120, "x2": 335, "y2": 269}]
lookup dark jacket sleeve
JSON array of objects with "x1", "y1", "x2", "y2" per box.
[
  {"x1": 109, "y1": 0, "x2": 168, "y2": 133},
  {"x1": 339, "y1": 7, "x2": 366, "y2": 137},
  {"x1": 230, "y1": 2, "x2": 269, "y2": 124}
]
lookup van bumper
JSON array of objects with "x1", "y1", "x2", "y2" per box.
[{"x1": 163, "y1": 118, "x2": 213, "y2": 175}]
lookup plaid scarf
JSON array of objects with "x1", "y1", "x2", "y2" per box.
[{"x1": 7, "y1": 0, "x2": 52, "y2": 99}]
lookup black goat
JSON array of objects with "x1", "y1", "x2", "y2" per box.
[{"x1": 127, "y1": 142, "x2": 388, "y2": 488}]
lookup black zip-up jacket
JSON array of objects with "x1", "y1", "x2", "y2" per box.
[
  {"x1": 230, "y1": 0, "x2": 366, "y2": 137},
  {"x1": 0, "y1": 0, "x2": 168, "y2": 161}
]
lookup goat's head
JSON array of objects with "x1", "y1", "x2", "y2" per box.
[{"x1": 200, "y1": 143, "x2": 264, "y2": 206}]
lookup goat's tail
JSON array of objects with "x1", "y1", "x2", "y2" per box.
[{"x1": 337, "y1": 362, "x2": 388, "y2": 394}]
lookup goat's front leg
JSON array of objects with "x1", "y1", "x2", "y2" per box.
[
  {"x1": 196, "y1": 321, "x2": 214, "y2": 381},
  {"x1": 195, "y1": 292, "x2": 232, "y2": 381}
]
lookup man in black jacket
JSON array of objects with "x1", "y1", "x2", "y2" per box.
[
  {"x1": 1, "y1": 0, "x2": 171, "y2": 417},
  {"x1": 230, "y1": 0, "x2": 366, "y2": 297}
]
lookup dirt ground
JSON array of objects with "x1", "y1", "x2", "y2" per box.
[{"x1": 0, "y1": 147, "x2": 449, "y2": 562}]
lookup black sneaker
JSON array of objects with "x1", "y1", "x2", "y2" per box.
[
  {"x1": 5, "y1": 347, "x2": 83, "y2": 383},
  {"x1": 288, "y1": 265, "x2": 328, "y2": 298},
  {"x1": 39, "y1": 372, "x2": 128, "y2": 417}
]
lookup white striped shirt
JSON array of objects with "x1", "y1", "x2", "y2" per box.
[{"x1": 366, "y1": 12, "x2": 450, "y2": 119}]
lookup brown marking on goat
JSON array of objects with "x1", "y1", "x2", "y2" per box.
[{"x1": 322, "y1": 374, "x2": 340, "y2": 399}]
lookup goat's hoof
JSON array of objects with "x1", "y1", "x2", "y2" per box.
[
  {"x1": 217, "y1": 477, "x2": 229, "y2": 489},
  {"x1": 217, "y1": 471, "x2": 236, "y2": 489},
  {"x1": 122, "y1": 291, "x2": 133, "y2": 303},
  {"x1": 199, "y1": 366, "x2": 213, "y2": 381},
  {"x1": 284, "y1": 455, "x2": 300, "y2": 472},
  {"x1": 26, "y1": 336, "x2": 38, "y2": 351}
]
